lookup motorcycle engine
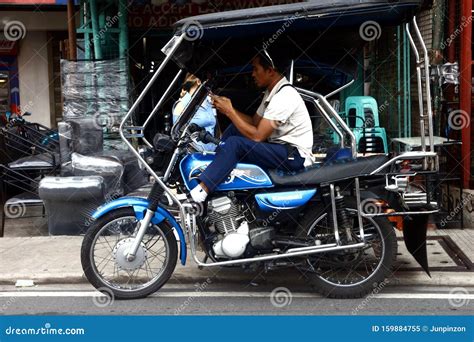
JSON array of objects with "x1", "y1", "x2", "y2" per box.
[{"x1": 207, "y1": 196, "x2": 250, "y2": 258}]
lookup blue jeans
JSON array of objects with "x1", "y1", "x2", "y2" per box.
[{"x1": 198, "y1": 124, "x2": 305, "y2": 193}]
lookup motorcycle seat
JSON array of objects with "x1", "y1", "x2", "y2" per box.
[{"x1": 268, "y1": 155, "x2": 390, "y2": 186}]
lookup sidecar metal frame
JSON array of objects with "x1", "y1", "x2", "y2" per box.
[{"x1": 114, "y1": 0, "x2": 436, "y2": 269}]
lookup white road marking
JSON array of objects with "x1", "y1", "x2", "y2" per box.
[{"x1": 0, "y1": 291, "x2": 472, "y2": 300}]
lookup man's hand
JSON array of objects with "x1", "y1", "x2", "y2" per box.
[{"x1": 211, "y1": 95, "x2": 235, "y2": 117}]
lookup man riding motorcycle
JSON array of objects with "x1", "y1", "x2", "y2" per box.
[{"x1": 190, "y1": 48, "x2": 315, "y2": 203}]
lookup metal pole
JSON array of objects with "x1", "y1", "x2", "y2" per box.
[
  {"x1": 397, "y1": 26, "x2": 402, "y2": 138},
  {"x1": 119, "y1": 34, "x2": 186, "y2": 207},
  {"x1": 142, "y1": 70, "x2": 184, "y2": 148},
  {"x1": 67, "y1": 0, "x2": 77, "y2": 61},
  {"x1": 89, "y1": 0, "x2": 103, "y2": 59},
  {"x1": 460, "y1": 0, "x2": 472, "y2": 188},
  {"x1": 406, "y1": 23, "x2": 426, "y2": 153},
  {"x1": 403, "y1": 26, "x2": 408, "y2": 137},
  {"x1": 118, "y1": 0, "x2": 129, "y2": 59},
  {"x1": 413, "y1": 17, "x2": 434, "y2": 152},
  {"x1": 406, "y1": 26, "x2": 411, "y2": 137}
]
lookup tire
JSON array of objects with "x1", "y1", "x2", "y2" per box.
[
  {"x1": 296, "y1": 197, "x2": 397, "y2": 299},
  {"x1": 81, "y1": 207, "x2": 178, "y2": 299}
]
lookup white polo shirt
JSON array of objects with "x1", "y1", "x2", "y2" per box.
[{"x1": 256, "y1": 77, "x2": 315, "y2": 167}]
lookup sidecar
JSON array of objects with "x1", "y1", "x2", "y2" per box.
[{"x1": 119, "y1": 0, "x2": 438, "y2": 274}]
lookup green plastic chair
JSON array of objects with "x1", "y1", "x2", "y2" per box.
[{"x1": 332, "y1": 96, "x2": 388, "y2": 154}]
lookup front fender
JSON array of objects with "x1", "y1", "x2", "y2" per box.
[{"x1": 92, "y1": 197, "x2": 187, "y2": 265}]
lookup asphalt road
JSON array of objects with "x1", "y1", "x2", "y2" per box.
[{"x1": 0, "y1": 283, "x2": 472, "y2": 316}]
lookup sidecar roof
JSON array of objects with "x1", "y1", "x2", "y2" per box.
[
  {"x1": 169, "y1": 0, "x2": 424, "y2": 88},
  {"x1": 174, "y1": 0, "x2": 424, "y2": 40}
]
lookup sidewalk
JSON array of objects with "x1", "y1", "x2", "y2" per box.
[{"x1": 0, "y1": 229, "x2": 473, "y2": 287}]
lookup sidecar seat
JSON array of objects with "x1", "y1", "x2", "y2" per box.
[{"x1": 269, "y1": 154, "x2": 390, "y2": 186}]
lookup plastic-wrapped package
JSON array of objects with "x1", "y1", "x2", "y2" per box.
[
  {"x1": 39, "y1": 176, "x2": 105, "y2": 235},
  {"x1": 61, "y1": 58, "x2": 131, "y2": 151},
  {"x1": 71, "y1": 152, "x2": 124, "y2": 197}
]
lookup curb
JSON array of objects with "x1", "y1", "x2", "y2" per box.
[{"x1": 1, "y1": 271, "x2": 473, "y2": 287}]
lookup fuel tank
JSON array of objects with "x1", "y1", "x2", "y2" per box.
[{"x1": 179, "y1": 153, "x2": 273, "y2": 191}]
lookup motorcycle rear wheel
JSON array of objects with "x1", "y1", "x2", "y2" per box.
[
  {"x1": 296, "y1": 197, "x2": 397, "y2": 299},
  {"x1": 81, "y1": 207, "x2": 178, "y2": 299}
]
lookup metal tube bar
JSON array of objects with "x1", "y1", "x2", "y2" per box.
[
  {"x1": 369, "y1": 151, "x2": 437, "y2": 174},
  {"x1": 192, "y1": 241, "x2": 366, "y2": 267},
  {"x1": 286, "y1": 243, "x2": 338, "y2": 253},
  {"x1": 406, "y1": 23, "x2": 426, "y2": 153},
  {"x1": 304, "y1": 95, "x2": 345, "y2": 148},
  {"x1": 144, "y1": 70, "x2": 184, "y2": 129},
  {"x1": 361, "y1": 210, "x2": 438, "y2": 217},
  {"x1": 319, "y1": 97, "x2": 357, "y2": 158},
  {"x1": 460, "y1": 0, "x2": 472, "y2": 189},
  {"x1": 406, "y1": 26, "x2": 412, "y2": 137},
  {"x1": 142, "y1": 70, "x2": 184, "y2": 147},
  {"x1": 119, "y1": 33, "x2": 186, "y2": 211},
  {"x1": 397, "y1": 26, "x2": 402, "y2": 139},
  {"x1": 403, "y1": 26, "x2": 408, "y2": 137},
  {"x1": 298, "y1": 87, "x2": 357, "y2": 158},
  {"x1": 330, "y1": 184, "x2": 341, "y2": 245},
  {"x1": 355, "y1": 178, "x2": 365, "y2": 243},
  {"x1": 163, "y1": 149, "x2": 181, "y2": 183},
  {"x1": 122, "y1": 34, "x2": 185, "y2": 132},
  {"x1": 412, "y1": 17, "x2": 434, "y2": 152},
  {"x1": 289, "y1": 59, "x2": 294, "y2": 84},
  {"x1": 325, "y1": 79, "x2": 355, "y2": 99}
]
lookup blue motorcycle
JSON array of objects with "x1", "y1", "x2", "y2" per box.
[{"x1": 81, "y1": 0, "x2": 438, "y2": 299}]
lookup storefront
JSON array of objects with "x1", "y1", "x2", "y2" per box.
[
  {"x1": 0, "y1": 1, "x2": 70, "y2": 127},
  {"x1": 0, "y1": 38, "x2": 19, "y2": 118}
]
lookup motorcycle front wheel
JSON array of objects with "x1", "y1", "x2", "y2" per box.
[
  {"x1": 81, "y1": 207, "x2": 178, "y2": 299},
  {"x1": 297, "y1": 197, "x2": 397, "y2": 299}
]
